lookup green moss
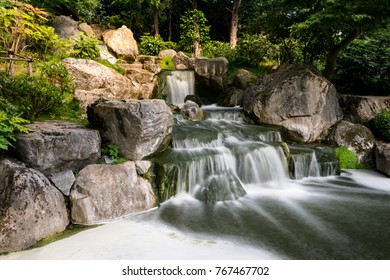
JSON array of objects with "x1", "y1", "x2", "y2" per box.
[
  {"x1": 31, "y1": 224, "x2": 99, "y2": 249},
  {"x1": 335, "y1": 146, "x2": 358, "y2": 169},
  {"x1": 372, "y1": 109, "x2": 390, "y2": 142},
  {"x1": 159, "y1": 56, "x2": 175, "y2": 70}
]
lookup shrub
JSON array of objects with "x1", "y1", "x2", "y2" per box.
[
  {"x1": 73, "y1": 33, "x2": 100, "y2": 60},
  {"x1": 0, "y1": 97, "x2": 29, "y2": 151},
  {"x1": 139, "y1": 34, "x2": 177, "y2": 56},
  {"x1": 235, "y1": 33, "x2": 277, "y2": 67},
  {"x1": 202, "y1": 40, "x2": 235, "y2": 60},
  {"x1": 335, "y1": 146, "x2": 358, "y2": 169},
  {"x1": 0, "y1": 73, "x2": 64, "y2": 120},
  {"x1": 371, "y1": 109, "x2": 390, "y2": 141}
]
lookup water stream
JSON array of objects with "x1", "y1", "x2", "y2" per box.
[{"x1": 2, "y1": 73, "x2": 390, "y2": 260}]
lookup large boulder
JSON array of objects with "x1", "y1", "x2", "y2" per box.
[
  {"x1": 15, "y1": 121, "x2": 101, "y2": 176},
  {"x1": 87, "y1": 99, "x2": 173, "y2": 160},
  {"x1": 330, "y1": 121, "x2": 375, "y2": 164},
  {"x1": 243, "y1": 64, "x2": 343, "y2": 142},
  {"x1": 0, "y1": 160, "x2": 69, "y2": 253},
  {"x1": 70, "y1": 162, "x2": 156, "y2": 225},
  {"x1": 103, "y1": 26, "x2": 139, "y2": 62},
  {"x1": 376, "y1": 142, "x2": 390, "y2": 177},
  {"x1": 195, "y1": 57, "x2": 229, "y2": 104},
  {"x1": 62, "y1": 58, "x2": 136, "y2": 109},
  {"x1": 339, "y1": 95, "x2": 390, "y2": 125},
  {"x1": 52, "y1": 15, "x2": 80, "y2": 40}
]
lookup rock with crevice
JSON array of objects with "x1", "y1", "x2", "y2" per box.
[
  {"x1": 15, "y1": 121, "x2": 101, "y2": 176},
  {"x1": 70, "y1": 162, "x2": 156, "y2": 225},
  {"x1": 339, "y1": 95, "x2": 390, "y2": 125},
  {"x1": 330, "y1": 120, "x2": 375, "y2": 164},
  {"x1": 243, "y1": 64, "x2": 343, "y2": 142},
  {"x1": 49, "y1": 170, "x2": 76, "y2": 196},
  {"x1": 0, "y1": 160, "x2": 69, "y2": 253},
  {"x1": 87, "y1": 99, "x2": 173, "y2": 160}
]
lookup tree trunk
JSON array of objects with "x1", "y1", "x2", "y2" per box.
[
  {"x1": 322, "y1": 49, "x2": 338, "y2": 78},
  {"x1": 154, "y1": 7, "x2": 160, "y2": 39},
  {"x1": 319, "y1": 26, "x2": 364, "y2": 78},
  {"x1": 168, "y1": 0, "x2": 173, "y2": 41},
  {"x1": 229, "y1": 0, "x2": 241, "y2": 49}
]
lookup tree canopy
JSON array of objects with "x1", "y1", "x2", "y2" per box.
[{"x1": 2, "y1": 0, "x2": 389, "y2": 92}]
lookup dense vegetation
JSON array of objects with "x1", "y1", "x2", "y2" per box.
[{"x1": 0, "y1": 0, "x2": 389, "y2": 150}]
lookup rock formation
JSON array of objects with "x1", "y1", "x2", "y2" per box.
[
  {"x1": 87, "y1": 99, "x2": 173, "y2": 160},
  {"x1": 243, "y1": 64, "x2": 343, "y2": 142}
]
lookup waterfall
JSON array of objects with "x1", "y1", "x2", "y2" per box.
[
  {"x1": 165, "y1": 71, "x2": 195, "y2": 104},
  {"x1": 153, "y1": 107, "x2": 339, "y2": 202},
  {"x1": 289, "y1": 146, "x2": 339, "y2": 179}
]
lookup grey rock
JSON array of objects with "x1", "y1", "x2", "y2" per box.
[
  {"x1": 178, "y1": 100, "x2": 205, "y2": 121},
  {"x1": 330, "y1": 121, "x2": 375, "y2": 164},
  {"x1": 376, "y1": 142, "x2": 390, "y2": 177},
  {"x1": 15, "y1": 121, "x2": 101, "y2": 175},
  {"x1": 70, "y1": 162, "x2": 156, "y2": 225},
  {"x1": 62, "y1": 58, "x2": 137, "y2": 110},
  {"x1": 0, "y1": 160, "x2": 69, "y2": 253},
  {"x1": 233, "y1": 69, "x2": 257, "y2": 89},
  {"x1": 87, "y1": 99, "x2": 173, "y2": 160},
  {"x1": 339, "y1": 95, "x2": 390, "y2": 125},
  {"x1": 221, "y1": 87, "x2": 244, "y2": 107},
  {"x1": 135, "y1": 160, "x2": 152, "y2": 175},
  {"x1": 195, "y1": 57, "x2": 228, "y2": 104},
  {"x1": 52, "y1": 15, "x2": 80, "y2": 40},
  {"x1": 194, "y1": 173, "x2": 246, "y2": 203},
  {"x1": 49, "y1": 170, "x2": 76, "y2": 196},
  {"x1": 243, "y1": 64, "x2": 343, "y2": 142},
  {"x1": 103, "y1": 25, "x2": 139, "y2": 62}
]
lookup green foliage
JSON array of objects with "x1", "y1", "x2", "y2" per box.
[
  {"x1": 0, "y1": 1, "x2": 49, "y2": 53},
  {"x1": 179, "y1": 9, "x2": 210, "y2": 54},
  {"x1": 372, "y1": 109, "x2": 390, "y2": 142},
  {"x1": 159, "y1": 56, "x2": 174, "y2": 70},
  {"x1": 235, "y1": 33, "x2": 277, "y2": 67},
  {"x1": 101, "y1": 144, "x2": 127, "y2": 164},
  {"x1": 73, "y1": 33, "x2": 100, "y2": 60},
  {"x1": 0, "y1": 96, "x2": 29, "y2": 150},
  {"x1": 335, "y1": 146, "x2": 358, "y2": 169},
  {"x1": 0, "y1": 74, "x2": 64, "y2": 120},
  {"x1": 139, "y1": 34, "x2": 176, "y2": 56},
  {"x1": 202, "y1": 40, "x2": 234, "y2": 60},
  {"x1": 333, "y1": 26, "x2": 390, "y2": 95},
  {"x1": 97, "y1": 59, "x2": 125, "y2": 75},
  {"x1": 39, "y1": 61, "x2": 75, "y2": 94}
]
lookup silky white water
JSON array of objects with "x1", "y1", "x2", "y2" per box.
[{"x1": 166, "y1": 71, "x2": 195, "y2": 104}]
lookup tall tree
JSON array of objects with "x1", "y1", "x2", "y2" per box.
[
  {"x1": 292, "y1": 0, "x2": 390, "y2": 78},
  {"x1": 229, "y1": 0, "x2": 241, "y2": 48}
]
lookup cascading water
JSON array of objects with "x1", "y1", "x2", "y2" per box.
[
  {"x1": 153, "y1": 106, "x2": 340, "y2": 202},
  {"x1": 165, "y1": 70, "x2": 195, "y2": 104},
  {"x1": 5, "y1": 76, "x2": 390, "y2": 260}
]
